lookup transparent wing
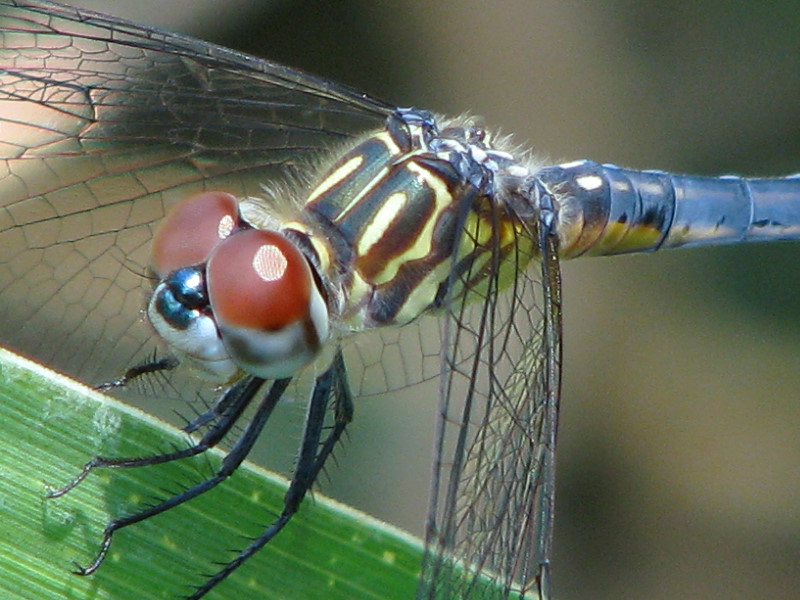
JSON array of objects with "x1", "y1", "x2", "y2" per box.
[
  {"x1": 418, "y1": 204, "x2": 563, "y2": 599},
  {"x1": 0, "y1": 0, "x2": 391, "y2": 402}
]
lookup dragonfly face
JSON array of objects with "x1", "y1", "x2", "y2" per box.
[{"x1": 148, "y1": 190, "x2": 329, "y2": 381}]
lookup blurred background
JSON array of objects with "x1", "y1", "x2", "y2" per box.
[{"x1": 59, "y1": 1, "x2": 800, "y2": 599}]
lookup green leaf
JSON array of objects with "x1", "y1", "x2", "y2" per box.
[{"x1": 0, "y1": 347, "x2": 423, "y2": 599}]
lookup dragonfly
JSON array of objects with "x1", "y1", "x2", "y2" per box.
[{"x1": 1, "y1": 1, "x2": 799, "y2": 599}]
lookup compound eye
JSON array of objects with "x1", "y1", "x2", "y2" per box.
[
  {"x1": 206, "y1": 229, "x2": 328, "y2": 379},
  {"x1": 151, "y1": 192, "x2": 239, "y2": 278}
]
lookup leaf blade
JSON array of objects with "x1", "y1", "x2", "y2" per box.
[{"x1": 0, "y1": 347, "x2": 422, "y2": 600}]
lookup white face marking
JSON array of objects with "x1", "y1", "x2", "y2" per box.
[{"x1": 147, "y1": 284, "x2": 238, "y2": 382}]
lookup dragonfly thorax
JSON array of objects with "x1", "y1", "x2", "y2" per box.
[{"x1": 298, "y1": 109, "x2": 537, "y2": 330}]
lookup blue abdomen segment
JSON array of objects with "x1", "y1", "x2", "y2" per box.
[{"x1": 538, "y1": 160, "x2": 800, "y2": 257}]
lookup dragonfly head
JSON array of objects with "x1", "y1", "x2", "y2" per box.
[{"x1": 148, "y1": 191, "x2": 329, "y2": 381}]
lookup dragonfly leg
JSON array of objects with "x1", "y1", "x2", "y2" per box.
[
  {"x1": 72, "y1": 376, "x2": 287, "y2": 576},
  {"x1": 95, "y1": 354, "x2": 180, "y2": 391},
  {"x1": 46, "y1": 376, "x2": 265, "y2": 499},
  {"x1": 186, "y1": 350, "x2": 354, "y2": 600},
  {"x1": 94, "y1": 352, "x2": 233, "y2": 433},
  {"x1": 182, "y1": 380, "x2": 249, "y2": 433}
]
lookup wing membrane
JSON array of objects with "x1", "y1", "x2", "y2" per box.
[
  {"x1": 0, "y1": 0, "x2": 390, "y2": 396},
  {"x1": 419, "y1": 205, "x2": 561, "y2": 599}
]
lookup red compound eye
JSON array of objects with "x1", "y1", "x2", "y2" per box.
[
  {"x1": 207, "y1": 229, "x2": 310, "y2": 331},
  {"x1": 206, "y1": 229, "x2": 328, "y2": 378},
  {"x1": 151, "y1": 191, "x2": 239, "y2": 277}
]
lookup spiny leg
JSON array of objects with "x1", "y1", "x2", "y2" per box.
[
  {"x1": 95, "y1": 353, "x2": 223, "y2": 433},
  {"x1": 95, "y1": 353, "x2": 230, "y2": 433},
  {"x1": 73, "y1": 376, "x2": 287, "y2": 576},
  {"x1": 182, "y1": 378, "x2": 251, "y2": 433},
  {"x1": 186, "y1": 350, "x2": 354, "y2": 600},
  {"x1": 96, "y1": 354, "x2": 180, "y2": 392},
  {"x1": 47, "y1": 376, "x2": 265, "y2": 499}
]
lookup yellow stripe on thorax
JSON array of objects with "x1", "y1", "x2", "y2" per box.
[{"x1": 362, "y1": 160, "x2": 454, "y2": 286}]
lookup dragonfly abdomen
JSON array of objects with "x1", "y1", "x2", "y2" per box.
[{"x1": 543, "y1": 160, "x2": 800, "y2": 257}]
